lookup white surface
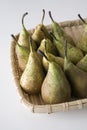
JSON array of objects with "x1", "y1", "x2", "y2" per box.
[{"x1": 1, "y1": 0, "x2": 87, "y2": 130}]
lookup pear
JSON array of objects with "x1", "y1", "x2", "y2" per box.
[
  {"x1": 77, "y1": 14, "x2": 87, "y2": 53},
  {"x1": 38, "y1": 40, "x2": 63, "y2": 71},
  {"x1": 18, "y1": 12, "x2": 37, "y2": 50},
  {"x1": 18, "y1": 12, "x2": 30, "y2": 48},
  {"x1": 32, "y1": 9, "x2": 52, "y2": 46},
  {"x1": 64, "y1": 40, "x2": 87, "y2": 98},
  {"x1": 77, "y1": 54, "x2": 87, "y2": 72},
  {"x1": 49, "y1": 11, "x2": 75, "y2": 46},
  {"x1": 39, "y1": 43, "x2": 63, "y2": 71},
  {"x1": 11, "y1": 34, "x2": 29, "y2": 71},
  {"x1": 38, "y1": 37, "x2": 58, "y2": 56},
  {"x1": 20, "y1": 37, "x2": 45, "y2": 94},
  {"x1": 39, "y1": 50, "x2": 71, "y2": 104},
  {"x1": 51, "y1": 33, "x2": 84, "y2": 64},
  {"x1": 42, "y1": 52, "x2": 64, "y2": 71}
]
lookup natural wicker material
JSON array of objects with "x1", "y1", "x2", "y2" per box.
[{"x1": 10, "y1": 18, "x2": 87, "y2": 113}]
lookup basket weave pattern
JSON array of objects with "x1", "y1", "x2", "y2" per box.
[{"x1": 11, "y1": 18, "x2": 87, "y2": 113}]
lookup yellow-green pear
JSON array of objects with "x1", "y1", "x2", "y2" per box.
[
  {"x1": 49, "y1": 11, "x2": 75, "y2": 46},
  {"x1": 38, "y1": 37, "x2": 58, "y2": 56},
  {"x1": 77, "y1": 14, "x2": 87, "y2": 52},
  {"x1": 18, "y1": 12, "x2": 30, "y2": 48},
  {"x1": 77, "y1": 54, "x2": 87, "y2": 72},
  {"x1": 42, "y1": 52, "x2": 64, "y2": 71},
  {"x1": 51, "y1": 33, "x2": 84, "y2": 64},
  {"x1": 39, "y1": 50, "x2": 71, "y2": 104},
  {"x1": 32, "y1": 9, "x2": 52, "y2": 46},
  {"x1": 64, "y1": 40, "x2": 87, "y2": 98},
  {"x1": 20, "y1": 37, "x2": 45, "y2": 94},
  {"x1": 11, "y1": 34, "x2": 29, "y2": 71}
]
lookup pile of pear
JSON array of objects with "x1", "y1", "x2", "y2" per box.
[{"x1": 11, "y1": 10, "x2": 87, "y2": 104}]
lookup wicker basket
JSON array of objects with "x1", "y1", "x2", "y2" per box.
[{"x1": 11, "y1": 18, "x2": 87, "y2": 113}]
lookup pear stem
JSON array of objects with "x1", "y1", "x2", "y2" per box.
[
  {"x1": 49, "y1": 11, "x2": 55, "y2": 23},
  {"x1": 41, "y1": 9, "x2": 45, "y2": 25},
  {"x1": 38, "y1": 50, "x2": 48, "y2": 60},
  {"x1": 64, "y1": 40, "x2": 67, "y2": 58},
  {"x1": 11, "y1": 34, "x2": 17, "y2": 43},
  {"x1": 50, "y1": 32, "x2": 59, "y2": 41},
  {"x1": 78, "y1": 14, "x2": 87, "y2": 24},
  {"x1": 11, "y1": 34, "x2": 22, "y2": 48},
  {"x1": 22, "y1": 12, "x2": 28, "y2": 28}
]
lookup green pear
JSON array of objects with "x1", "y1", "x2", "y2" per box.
[
  {"x1": 39, "y1": 50, "x2": 71, "y2": 104},
  {"x1": 49, "y1": 11, "x2": 75, "y2": 46},
  {"x1": 32, "y1": 9, "x2": 52, "y2": 46},
  {"x1": 77, "y1": 54, "x2": 87, "y2": 72},
  {"x1": 18, "y1": 12, "x2": 30, "y2": 48},
  {"x1": 64, "y1": 40, "x2": 87, "y2": 98},
  {"x1": 11, "y1": 34, "x2": 29, "y2": 71},
  {"x1": 42, "y1": 52, "x2": 64, "y2": 71},
  {"x1": 77, "y1": 14, "x2": 87, "y2": 52},
  {"x1": 38, "y1": 38, "x2": 58, "y2": 56},
  {"x1": 51, "y1": 33, "x2": 84, "y2": 64},
  {"x1": 18, "y1": 12, "x2": 37, "y2": 50},
  {"x1": 20, "y1": 37, "x2": 45, "y2": 94}
]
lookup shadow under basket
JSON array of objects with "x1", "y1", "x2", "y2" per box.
[{"x1": 10, "y1": 18, "x2": 87, "y2": 114}]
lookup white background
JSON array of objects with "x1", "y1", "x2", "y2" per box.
[{"x1": 0, "y1": 0, "x2": 87, "y2": 130}]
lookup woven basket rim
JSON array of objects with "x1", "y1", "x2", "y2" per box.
[{"x1": 10, "y1": 17, "x2": 87, "y2": 113}]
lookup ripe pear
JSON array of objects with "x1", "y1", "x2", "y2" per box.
[
  {"x1": 11, "y1": 34, "x2": 29, "y2": 71},
  {"x1": 18, "y1": 12, "x2": 37, "y2": 51},
  {"x1": 77, "y1": 14, "x2": 87, "y2": 52},
  {"x1": 77, "y1": 54, "x2": 87, "y2": 72},
  {"x1": 20, "y1": 37, "x2": 45, "y2": 94},
  {"x1": 39, "y1": 51, "x2": 71, "y2": 104},
  {"x1": 32, "y1": 9, "x2": 52, "y2": 46},
  {"x1": 49, "y1": 11, "x2": 75, "y2": 46},
  {"x1": 38, "y1": 38, "x2": 58, "y2": 56},
  {"x1": 64, "y1": 40, "x2": 87, "y2": 98},
  {"x1": 42, "y1": 52, "x2": 64, "y2": 71},
  {"x1": 51, "y1": 33, "x2": 84, "y2": 64},
  {"x1": 18, "y1": 12, "x2": 30, "y2": 48}
]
